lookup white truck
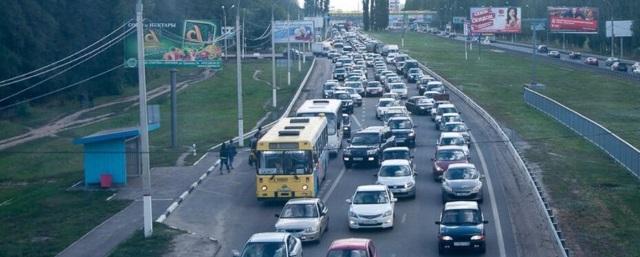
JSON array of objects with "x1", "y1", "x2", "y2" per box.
[{"x1": 312, "y1": 42, "x2": 331, "y2": 56}]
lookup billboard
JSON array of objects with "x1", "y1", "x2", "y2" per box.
[
  {"x1": 273, "y1": 20, "x2": 314, "y2": 43},
  {"x1": 453, "y1": 16, "x2": 466, "y2": 25},
  {"x1": 388, "y1": 15, "x2": 404, "y2": 29},
  {"x1": 407, "y1": 14, "x2": 425, "y2": 24},
  {"x1": 304, "y1": 16, "x2": 324, "y2": 30},
  {"x1": 470, "y1": 7, "x2": 521, "y2": 33},
  {"x1": 548, "y1": 7, "x2": 598, "y2": 33},
  {"x1": 124, "y1": 20, "x2": 222, "y2": 69},
  {"x1": 606, "y1": 20, "x2": 633, "y2": 37}
]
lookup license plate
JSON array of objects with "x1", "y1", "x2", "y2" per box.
[
  {"x1": 453, "y1": 242, "x2": 471, "y2": 247},
  {"x1": 353, "y1": 157, "x2": 363, "y2": 161},
  {"x1": 361, "y1": 220, "x2": 377, "y2": 224},
  {"x1": 456, "y1": 193, "x2": 468, "y2": 196}
]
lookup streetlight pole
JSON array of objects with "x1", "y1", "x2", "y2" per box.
[
  {"x1": 135, "y1": 0, "x2": 153, "y2": 238},
  {"x1": 287, "y1": 3, "x2": 291, "y2": 86},
  {"x1": 604, "y1": 0, "x2": 614, "y2": 57},
  {"x1": 271, "y1": 2, "x2": 277, "y2": 108},
  {"x1": 236, "y1": 0, "x2": 244, "y2": 147},
  {"x1": 222, "y1": 5, "x2": 227, "y2": 60}
]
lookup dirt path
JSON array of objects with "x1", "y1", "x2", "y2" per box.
[{"x1": 0, "y1": 70, "x2": 215, "y2": 151}]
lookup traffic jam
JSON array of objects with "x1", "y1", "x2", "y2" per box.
[{"x1": 234, "y1": 26, "x2": 490, "y2": 257}]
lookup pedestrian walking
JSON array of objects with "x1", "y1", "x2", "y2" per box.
[
  {"x1": 219, "y1": 142, "x2": 230, "y2": 174},
  {"x1": 228, "y1": 139, "x2": 237, "y2": 170}
]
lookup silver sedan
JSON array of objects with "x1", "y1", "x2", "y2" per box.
[{"x1": 274, "y1": 198, "x2": 329, "y2": 242}]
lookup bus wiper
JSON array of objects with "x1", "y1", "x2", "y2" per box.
[{"x1": 270, "y1": 174, "x2": 276, "y2": 180}]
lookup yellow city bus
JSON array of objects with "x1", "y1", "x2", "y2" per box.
[{"x1": 256, "y1": 117, "x2": 329, "y2": 200}]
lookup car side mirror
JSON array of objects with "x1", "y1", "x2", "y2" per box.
[
  {"x1": 373, "y1": 173, "x2": 378, "y2": 177},
  {"x1": 345, "y1": 199, "x2": 352, "y2": 204},
  {"x1": 232, "y1": 250, "x2": 241, "y2": 257},
  {"x1": 274, "y1": 213, "x2": 280, "y2": 218},
  {"x1": 346, "y1": 139, "x2": 351, "y2": 143},
  {"x1": 434, "y1": 221, "x2": 441, "y2": 225},
  {"x1": 322, "y1": 207, "x2": 329, "y2": 215},
  {"x1": 483, "y1": 220, "x2": 489, "y2": 224},
  {"x1": 391, "y1": 198, "x2": 398, "y2": 203},
  {"x1": 431, "y1": 158, "x2": 435, "y2": 161},
  {"x1": 480, "y1": 175, "x2": 486, "y2": 180}
]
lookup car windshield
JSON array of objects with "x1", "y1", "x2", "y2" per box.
[
  {"x1": 368, "y1": 82, "x2": 381, "y2": 87},
  {"x1": 327, "y1": 249, "x2": 369, "y2": 257},
  {"x1": 336, "y1": 93, "x2": 351, "y2": 100},
  {"x1": 446, "y1": 124, "x2": 468, "y2": 132},
  {"x1": 378, "y1": 100, "x2": 394, "y2": 107},
  {"x1": 391, "y1": 84, "x2": 405, "y2": 89},
  {"x1": 383, "y1": 150, "x2": 410, "y2": 160},
  {"x1": 379, "y1": 165, "x2": 411, "y2": 177},
  {"x1": 280, "y1": 203, "x2": 318, "y2": 218},
  {"x1": 388, "y1": 119, "x2": 412, "y2": 129},
  {"x1": 439, "y1": 107, "x2": 457, "y2": 115},
  {"x1": 335, "y1": 69, "x2": 345, "y2": 73},
  {"x1": 324, "y1": 84, "x2": 336, "y2": 90},
  {"x1": 436, "y1": 150, "x2": 466, "y2": 161},
  {"x1": 445, "y1": 167, "x2": 479, "y2": 180},
  {"x1": 441, "y1": 137, "x2": 466, "y2": 146},
  {"x1": 351, "y1": 133, "x2": 379, "y2": 145},
  {"x1": 346, "y1": 83, "x2": 361, "y2": 88},
  {"x1": 441, "y1": 209, "x2": 482, "y2": 226},
  {"x1": 443, "y1": 115, "x2": 461, "y2": 123},
  {"x1": 353, "y1": 190, "x2": 389, "y2": 204},
  {"x1": 417, "y1": 99, "x2": 433, "y2": 105},
  {"x1": 259, "y1": 151, "x2": 310, "y2": 175},
  {"x1": 347, "y1": 77, "x2": 360, "y2": 81},
  {"x1": 241, "y1": 242, "x2": 286, "y2": 257}
]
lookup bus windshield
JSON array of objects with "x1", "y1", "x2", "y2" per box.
[{"x1": 259, "y1": 151, "x2": 311, "y2": 175}]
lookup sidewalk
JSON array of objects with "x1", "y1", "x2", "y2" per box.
[{"x1": 55, "y1": 162, "x2": 217, "y2": 257}]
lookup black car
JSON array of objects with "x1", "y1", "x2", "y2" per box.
[
  {"x1": 435, "y1": 201, "x2": 488, "y2": 254},
  {"x1": 343, "y1": 126, "x2": 395, "y2": 168},
  {"x1": 402, "y1": 60, "x2": 420, "y2": 75},
  {"x1": 341, "y1": 114, "x2": 351, "y2": 138},
  {"x1": 405, "y1": 96, "x2": 433, "y2": 115},
  {"x1": 406, "y1": 68, "x2": 423, "y2": 83},
  {"x1": 386, "y1": 117, "x2": 416, "y2": 147},
  {"x1": 568, "y1": 51, "x2": 582, "y2": 59},
  {"x1": 611, "y1": 62, "x2": 628, "y2": 72},
  {"x1": 333, "y1": 91, "x2": 354, "y2": 114}
]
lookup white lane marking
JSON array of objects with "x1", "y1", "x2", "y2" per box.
[
  {"x1": 352, "y1": 116, "x2": 363, "y2": 130},
  {"x1": 106, "y1": 193, "x2": 116, "y2": 201},
  {"x1": 322, "y1": 167, "x2": 346, "y2": 202},
  {"x1": 401, "y1": 213, "x2": 407, "y2": 223},
  {"x1": 470, "y1": 133, "x2": 507, "y2": 257}
]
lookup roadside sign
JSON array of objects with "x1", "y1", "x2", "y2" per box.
[
  {"x1": 453, "y1": 16, "x2": 466, "y2": 24},
  {"x1": 531, "y1": 23, "x2": 546, "y2": 31}
]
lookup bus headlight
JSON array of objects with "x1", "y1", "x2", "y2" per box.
[
  {"x1": 302, "y1": 184, "x2": 309, "y2": 191},
  {"x1": 261, "y1": 185, "x2": 268, "y2": 191}
]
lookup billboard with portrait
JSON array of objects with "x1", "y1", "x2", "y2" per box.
[
  {"x1": 470, "y1": 7, "x2": 521, "y2": 33},
  {"x1": 548, "y1": 7, "x2": 598, "y2": 33},
  {"x1": 124, "y1": 20, "x2": 222, "y2": 69},
  {"x1": 273, "y1": 20, "x2": 314, "y2": 43}
]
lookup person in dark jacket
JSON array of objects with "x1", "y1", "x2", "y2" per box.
[
  {"x1": 219, "y1": 142, "x2": 230, "y2": 174},
  {"x1": 227, "y1": 139, "x2": 237, "y2": 170}
]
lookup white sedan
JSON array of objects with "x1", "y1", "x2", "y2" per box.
[{"x1": 347, "y1": 185, "x2": 396, "y2": 230}]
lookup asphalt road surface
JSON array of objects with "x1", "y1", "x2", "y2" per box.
[{"x1": 165, "y1": 56, "x2": 562, "y2": 257}]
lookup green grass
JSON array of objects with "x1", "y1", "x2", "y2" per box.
[
  {"x1": 0, "y1": 59, "x2": 312, "y2": 257},
  {"x1": 371, "y1": 31, "x2": 640, "y2": 257},
  {"x1": 109, "y1": 223, "x2": 183, "y2": 257}
]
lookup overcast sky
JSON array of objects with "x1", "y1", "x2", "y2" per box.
[{"x1": 297, "y1": 0, "x2": 405, "y2": 12}]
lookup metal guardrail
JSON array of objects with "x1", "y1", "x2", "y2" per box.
[{"x1": 524, "y1": 87, "x2": 640, "y2": 179}]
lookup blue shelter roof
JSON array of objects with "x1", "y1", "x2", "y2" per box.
[{"x1": 74, "y1": 123, "x2": 159, "y2": 145}]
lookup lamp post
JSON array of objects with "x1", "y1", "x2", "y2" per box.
[
  {"x1": 235, "y1": 0, "x2": 244, "y2": 147},
  {"x1": 603, "y1": 0, "x2": 615, "y2": 57},
  {"x1": 222, "y1": 5, "x2": 235, "y2": 60}
]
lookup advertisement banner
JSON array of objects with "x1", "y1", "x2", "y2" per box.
[
  {"x1": 304, "y1": 16, "x2": 324, "y2": 30},
  {"x1": 453, "y1": 16, "x2": 466, "y2": 25},
  {"x1": 548, "y1": 7, "x2": 598, "y2": 33},
  {"x1": 407, "y1": 14, "x2": 424, "y2": 24},
  {"x1": 470, "y1": 7, "x2": 521, "y2": 33},
  {"x1": 388, "y1": 15, "x2": 404, "y2": 29},
  {"x1": 124, "y1": 20, "x2": 222, "y2": 69},
  {"x1": 606, "y1": 20, "x2": 633, "y2": 37},
  {"x1": 273, "y1": 20, "x2": 315, "y2": 43}
]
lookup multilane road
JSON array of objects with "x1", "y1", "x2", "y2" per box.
[{"x1": 164, "y1": 57, "x2": 562, "y2": 257}]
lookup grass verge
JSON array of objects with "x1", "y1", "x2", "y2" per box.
[
  {"x1": 0, "y1": 59, "x2": 312, "y2": 257},
  {"x1": 371, "y1": 31, "x2": 640, "y2": 257},
  {"x1": 108, "y1": 223, "x2": 183, "y2": 257}
]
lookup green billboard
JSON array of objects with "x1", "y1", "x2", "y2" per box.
[{"x1": 125, "y1": 20, "x2": 222, "y2": 69}]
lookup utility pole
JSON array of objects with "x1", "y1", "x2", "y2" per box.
[
  {"x1": 135, "y1": 0, "x2": 153, "y2": 238},
  {"x1": 242, "y1": 9, "x2": 246, "y2": 58},
  {"x1": 605, "y1": 0, "x2": 615, "y2": 57},
  {"x1": 222, "y1": 5, "x2": 228, "y2": 60},
  {"x1": 170, "y1": 68, "x2": 177, "y2": 148},
  {"x1": 287, "y1": 3, "x2": 291, "y2": 86},
  {"x1": 271, "y1": 2, "x2": 277, "y2": 108},
  {"x1": 236, "y1": 0, "x2": 244, "y2": 147}
]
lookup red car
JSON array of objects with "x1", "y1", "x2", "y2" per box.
[
  {"x1": 432, "y1": 145, "x2": 470, "y2": 181},
  {"x1": 326, "y1": 238, "x2": 378, "y2": 257},
  {"x1": 584, "y1": 57, "x2": 599, "y2": 66}
]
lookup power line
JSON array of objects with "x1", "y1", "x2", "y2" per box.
[
  {"x1": 0, "y1": 64, "x2": 123, "y2": 111},
  {"x1": 0, "y1": 26, "x2": 136, "y2": 104},
  {"x1": 0, "y1": 19, "x2": 133, "y2": 88}
]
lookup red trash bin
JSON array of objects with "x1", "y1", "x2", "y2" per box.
[{"x1": 100, "y1": 173, "x2": 113, "y2": 188}]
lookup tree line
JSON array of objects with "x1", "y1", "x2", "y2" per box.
[
  {"x1": 403, "y1": 0, "x2": 640, "y2": 58},
  {"x1": 361, "y1": 0, "x2": 390, "y2": 31},
  {"x1": 0, "y1": 0, "x2": 300, "y2": 115}
]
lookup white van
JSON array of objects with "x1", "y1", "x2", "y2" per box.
[{"x1": 382, "y1": 44, "x2": 399, "y2": 56}]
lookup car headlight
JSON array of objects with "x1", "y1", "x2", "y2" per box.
[
  {"x1": 261, "y1": 185, "x2": 268, "y2": 191},
  {"x1": 383, "y1": 210, "x2": 392, "y2": 217},
  {"x1": 405, "y1": 181, "x2": 415, "y2": 188},
  {"x1": 304, "y1": 226, "x2": 318, "y2": 233},
  {"x1": 343, "y1": 149, "x2": 351, "y2": 155},
  {"x1": 442, "y1": 182, "x2": 453, "y2": 193},
  {"x1": 440, "y1": 236, "x2": 453, "y2": 241},
  {"x1": 367, "y1": 149, "x2": 378, "y2": 155},
  {"x1": 471, "y1": 235, "x2": 485, "y2": 241},
  {"x1": 302, "y1": 184, "x2": 309, "y2": 191},
  {"x1": 408, "y1": 132, "x2": 415, "y2": 137},
  {"x1": 471, "y1": 182, "x2": 482, "y2": 193},
  {"x1": 435, "y1": 165, "x2": 444, "y2": 172}
]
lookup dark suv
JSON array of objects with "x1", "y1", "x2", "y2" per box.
[
  {"x1": 435, "y1": 201, "x2": 488, "y2": 254},
  {"x1": 386, "y1": 117, "x2": 416, "y2": 148},
  {"x1": 343, "y1": 126, "x2": 395, "y2": 168}
]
